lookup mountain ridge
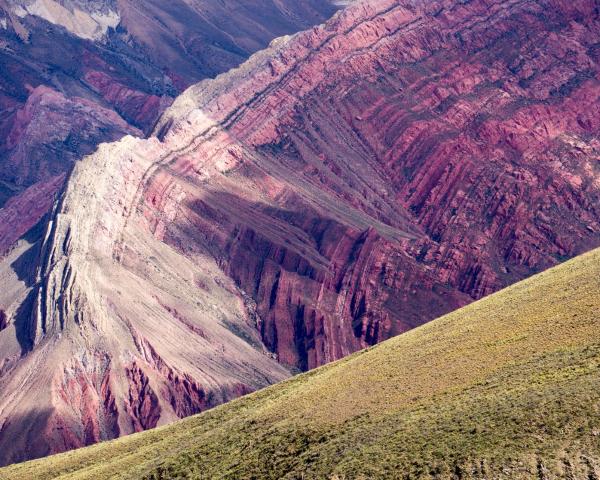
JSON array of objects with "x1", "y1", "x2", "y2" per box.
[{"x1": 0, "y1": 0, "x2": 339, "y2": 260}]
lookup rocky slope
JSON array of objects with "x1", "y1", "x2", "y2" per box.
[
  {"x1": 152, "y1": 0, "x2": 600, "y2": 367},
  {"x1": 1, "y1": 0, "x2": 600, "y2": 466},
  {"x1": 0, "y1": 0, "x2": 339, "y2": 259},
  {"x1": 0, "y1": 135, "x2": 291, "y2": 465},
  {"x1": 0, "y1": 0, "x2": 340, "y2": 466}
]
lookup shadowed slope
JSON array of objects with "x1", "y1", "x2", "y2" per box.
[{"x1": 2, "y1": 246, "x2": 599, "y2": 479}]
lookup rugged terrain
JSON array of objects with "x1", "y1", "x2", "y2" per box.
[
  {"x1": 0, "y1": 0, "x2": 338, "y2": 253},
  {"x1": 152, "y1": 0, "x2": 600, "y2": 368},
  {"x1": 0, "y1": 0, "x2": 340, "y2": 465},
  {"x1": 2, "y1": 245, "x2": 599, "y2": 479},
  {"x1": 1, "y1": 0, "x2": 600, "y2": 466}
]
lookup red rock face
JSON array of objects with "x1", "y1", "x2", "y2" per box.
[
  {"x1": 82, "y1": 71, "x2": 170, "y2": 134},
  {"x1": 125, "y1": 363, "x2": 161, "y2": 432},
  {"x1": 150, "y1": 0, "x2": 600, "y2": 370}
]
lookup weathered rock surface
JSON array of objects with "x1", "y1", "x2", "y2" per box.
[
  {"x1": 0, "y1": 0, "x2": 340, "y2": 261},
  {"x1": 152, "y1": 0, "x2": 600, "y2": 369},
  {"x1": 0, "y1": 0, "x2": 341, "y2": 466},
  {"x1": 0, "y1": 86, "x2": 139, "y2": 255},
  {"x1": 0, "y1": 135, "x2": 291, "y2": 466},
  {"x1": 1, "y1": 0, "x2": 600, "y2": 467}
]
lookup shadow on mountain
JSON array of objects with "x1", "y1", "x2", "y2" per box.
[
  {"x1": 170, "y1": 183, "x2": 467, "y2": 371},
  {"x1": 0, "y1": 407, "x2": 54, "y2": 468},
  {"x1": 10, "y1": 217, "x2": 47, "y2": 288},
  {"x1": 12, "y1": 288, "x2": 35, "y2": 356},
  {"x1": 8, "y1": 217, "x2": 48, "y2": 355}
]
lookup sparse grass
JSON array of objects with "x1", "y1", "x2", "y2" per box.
[{"x1": 2, "y1": 248, "x2": 600, "y2": 479}]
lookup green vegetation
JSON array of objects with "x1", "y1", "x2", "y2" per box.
[{"x1": 2, "y1": 248, "x2": 600, "y2": 479}]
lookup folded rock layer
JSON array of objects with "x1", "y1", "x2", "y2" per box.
[
  {"x1": 0, "y1": 0, "x2": 338, "y2": 263},
  {"x1": 153, "y1": 0, "x2": 600, "y2": 366}
]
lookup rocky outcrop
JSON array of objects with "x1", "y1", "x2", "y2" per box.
[
  {"x1": 2, "y1": 85, "x2": 139, "y2": 186},
  {"x1": 0, "y1": 86, "x2": 138, "y2": 253},
  {"x1": 150, "y1": 0, "x2": 600, "y2": 369},
  {"x1": 125, "y1": 363, "x2": 161, "y2": 432}
]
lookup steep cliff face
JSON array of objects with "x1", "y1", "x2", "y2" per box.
[
  {"x1": 0, "y1": 0, "x2": 339, "y2": 261},
  {"x1": 1, "y1": 0, "x2": 600, "y2": 466},
  {"x1": 153, "y1": 0, "x2": 600, "y2": 368}
]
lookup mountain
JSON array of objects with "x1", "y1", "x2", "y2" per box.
[
  {"x1": 2, "y1": 245, "x2": 599, "y2": 479},
  {"x1": 0, "y1": 0, "x2": 339, "y2": 254},
  {"x1": 1, "y1": 0, "x2": 600, "y2": 466},
  {"x1": 0, "y1": 0, "x2": 340, "y2": 465},
  {"x1": 151, "y1": 0, "x2": 600, "y2": 369}
]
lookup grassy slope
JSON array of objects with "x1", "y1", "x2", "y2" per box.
[{"x1": 2, "y1": 248, "x2": 600, "y2": 479}]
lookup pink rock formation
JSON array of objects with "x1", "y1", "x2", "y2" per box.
[
  {"x1": 0, "y1": 1, "x2": 340, "y2": 465},
  {"x1": 0, "y1": 174, "x2": 65, "y2": 256},
  {"x1": 0, "y1": 0, "x2": 340, "y2": 250},
  {"x1": 83, "y1": 71, "x2": 171, "y2": 133},
  {"x1": 151, "y1": 0, "x2": 600, "y2": 369}
]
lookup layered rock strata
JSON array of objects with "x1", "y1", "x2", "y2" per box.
[
  {"x1": 152, "y1": 0, "x2": 600, "y2": 367},
  {"x1": 0, "y1": 0, "x2": 339, "y2": 265}
]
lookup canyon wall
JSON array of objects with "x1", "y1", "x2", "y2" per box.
[{"x1": 0, "y1": 0, "x2": 338, "y2": 261}]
